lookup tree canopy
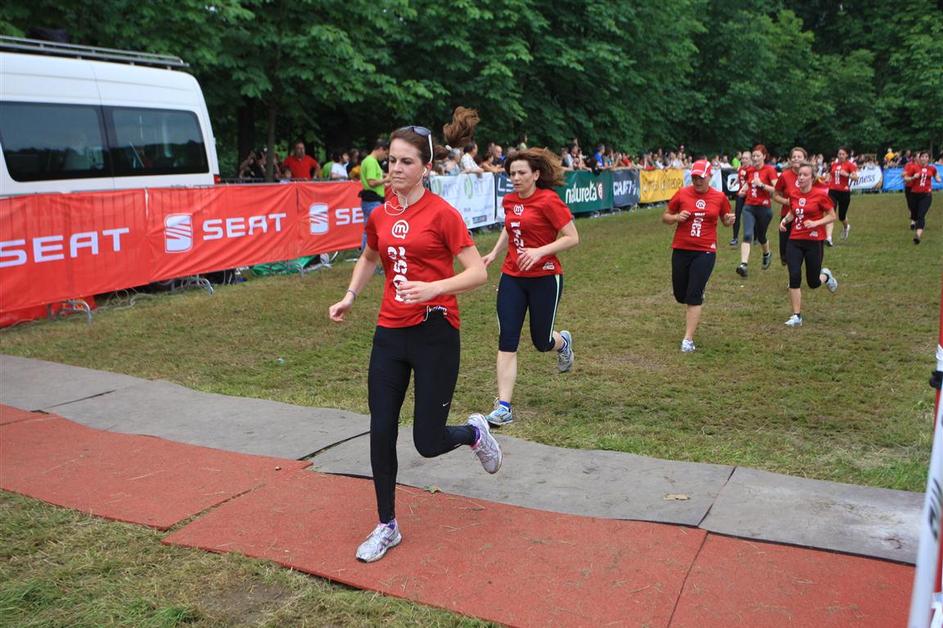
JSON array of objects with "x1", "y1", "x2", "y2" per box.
[{"x1": 2, "y1": 0, "x2": 941, "y2": 174}]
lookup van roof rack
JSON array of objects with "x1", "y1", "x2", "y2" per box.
[{"x1": 0, "y1": 35, "x2": 188, "y2": 69}]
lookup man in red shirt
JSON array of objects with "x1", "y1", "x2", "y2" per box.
[{"x1": 282, "y1": 141, "x2": 319, "y2": 180}]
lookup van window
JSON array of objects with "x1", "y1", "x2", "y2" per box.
[
  {"x1": 0, "y1": 102, "x2": 108, "y2": 181},
  {"x1": 107, "y1": 107, "x2": 208, "y2": 177}
]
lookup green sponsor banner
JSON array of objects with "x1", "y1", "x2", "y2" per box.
[{"x1": 555, "y1": 171, "x2": 613, "y2": 214}]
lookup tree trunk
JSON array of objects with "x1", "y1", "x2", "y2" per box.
[
  {"x1": 236, "y1": 99, "x2": 256, "y2": 167},
  {"x1": 265, "y1": 102, "x2": 277, "y2": 182}
]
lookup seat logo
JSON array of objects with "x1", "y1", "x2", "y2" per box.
[
  {"x1": 309, "y1": 203, "x2": 329, "y2": 235},
  {"x1": 164, "y1": 214, "x2": 193, "y2": 253}
]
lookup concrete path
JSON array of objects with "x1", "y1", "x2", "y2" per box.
[{"x1": 0, "y1": 354, "x2": 921, "y2": 564}]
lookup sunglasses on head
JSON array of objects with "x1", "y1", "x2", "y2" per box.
[{"x1": 397, "y1": 125, "x2": 434, "y2": 163}]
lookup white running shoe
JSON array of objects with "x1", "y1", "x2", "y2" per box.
[
  {"x1": 784, "y1": 314, "x2": 803, "y2": 327},
  {"x1": 821, "y1": 267, "x2": 838, "y2": 293},
  {"x1": 557, "y1": 330, "x2": 574, "y2": 372},
  {"x1": 681, "y1": 338, "x2": 696, "y2": 353},
  {"x1": 467, "y1": 413, "x2": 502, "y2": 474},
  {"x1": 485, "y1": 400, "x2": 514, "y2": 426},
  {"x1": 841, "y1": 224, "x2": 850, "y2": 240},
  {"x1": 356, "y1": 521, "x2": 402, "y2": 562}
]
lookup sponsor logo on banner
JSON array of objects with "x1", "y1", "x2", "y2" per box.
[
  {"x1": 1, "y1": 228, "x2": 131, "y2": 268},
  {"x1": 164, "y1": 214, "x2": 193, "y2": 253},
  {"x1": 726, "y1": 173, "x2": 741, "y2": 192},
  {"x1": 565, "y1": 180, "x2": 600, "y2": 204},
  {"x1": 613, "y1": 179, "x2": 637, "y2": 197},
  {"x1": 392, "y1": 219, "x2": 409, "y2": 239},
  {"x1": 850, "y1": 164, "x2": 883, "y2": 191},
  {"x1": 309, "y1": 203, "x2": 329, "y2": 234}
]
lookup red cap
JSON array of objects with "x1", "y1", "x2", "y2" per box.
[{"x1": 690, "y1": 160, "x2": 712, "y2": 178}]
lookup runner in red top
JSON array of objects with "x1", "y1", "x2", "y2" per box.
[
  {"x1": 328, "y1": 108, "x2": 501, "y2": 563},
  {"x1": 730, "y1": 150, "x2": 752, "y2": 246},
  {"x1": 736, "y1": 144, "x2": 778, "y2": 278},
  {"x1": 663, "y1": 159, "x2": 734, "y2": 352},
  {"x1": 903, "y1": 160, "x2": 920, "y2": 230},
  {"x1": 282, "y1": 141, "x2": 319, "y2": 180},
  {"x1": 776, "y1": 162, "x2": 839, "y2": 327},
  {"x1": 479, "y1": 148, "x2": 579, "y2": 426},
  {"x1": 774, "y1": 147, "x2": 808, "y2": 266},
  {"x1": 904, "y1": 151, "x2": 942, "y2": 244},
  {"x1": 825, "y1": 147, "x2": 858, "y2": 244}
]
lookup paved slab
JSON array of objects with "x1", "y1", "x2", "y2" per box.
[
  {"x1": 700, "y1": 466, "x2": 921, "y2": 564},
  {"x1": 165, "y1": 470, "x2": 707, "y2": 627},
  {"x1": 51, "y1": 380, "x2": 369, "y2": 460},
  {"x1": 0, "y1": 354, "x2": 143, "y2": 410},
  {"x1": 0, "y1": 409, "x2": 309, "y2": 529},
  {"x1": 0, "y1": 404, "x2": 39, "y2": 426},
  {"x1": 671, "y1": 533, "x2": 912, "y2": 627},
  {"x1": 311, "y1": 432, "x2": 733, "y2": 526}
]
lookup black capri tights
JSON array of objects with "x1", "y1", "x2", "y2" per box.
[
  {"x1": 672, "y1": 249, "x2": 716, "y2": 305},
  {"x1": 786, "y1": 239, "x2": 824, "y2": 290},
  {"x1": 829, "y1": 189, "x2": 851, "y2": 222},
  {"x1": 368, "y1": 313, "x2": 476, "y2": 523},
  {"x1": 913, "y1": 193, "x2": 932, "y2": 229},
  {"x1": 496, "y1": 273, "x2": 563, "y2": 353}
]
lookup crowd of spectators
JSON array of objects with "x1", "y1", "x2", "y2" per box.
[{"x1": 236, "y1": 137, "x2": 942, "y2": 184}]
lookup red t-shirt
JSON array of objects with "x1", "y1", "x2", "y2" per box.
[
  {"x1": 744, "y1": 164, "x2": 778, "y2": 207},
  {"x1": 827, "y1": 160, "x2": 857, "y2": 192},
  {"x1": 501, "y1": 188, "x2": 573, "y2": 277},
  {"x1": 788, "y1": 187, "x2": 834, "y2": 241},
  {"x1": 283, "y1": 155, "x2": 319, "y2": 180},
  {"x1": 667, "y1": 186, "x2": 731, "y2": 252},
  {"x1": 904, "y1": 162, "x2": 919, "y2": 189},
  {"x1": 911, "y1": 165, "x2": 938, "y2": 194},
  {"x1": 775, "y1": 169, "x2": 800, "y2": 217},
  {"x1": 365, "y1": 192, "x2": 474, "y2": 329},
  {"x1": 737, "y1": 166, "x2": 749, "y2": 192}
]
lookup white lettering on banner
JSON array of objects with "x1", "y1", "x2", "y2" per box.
[
  {"x1": 565, "y1": 183, "x2": 599, "y2": 204},
  {"x1": 335, "y1": 207, "x2": 364, "y2": 226},
  {"x1": 613, "y1": 180, "x2": 637, "y2": 196},
  {"x1": 0, "y1": 227, "x2": 131, "y2": 268},
  {"x1": 203, "y1": 213, "x2": 286, "y2": 241},
  {"x1": 850, "y1": 165, "x2": 883, "y2": 192},
  {"x1": 431, "y1": 174, "x2": 496, "y2": 228}
]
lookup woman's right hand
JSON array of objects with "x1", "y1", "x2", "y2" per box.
[{"x1": 329, "y1": 297, "x2": 354, "y2": 322}]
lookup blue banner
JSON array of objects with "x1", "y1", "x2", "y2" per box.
[
  {"x1": 611, "y1": 169, "x2": 640, "y2": 207},
  {"x1": 882, "y1": 167, "x2": 904, "y2": 192}
]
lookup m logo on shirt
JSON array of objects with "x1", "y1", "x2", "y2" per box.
[
  {"x1": 392, "y1": 220, "x2": 409, "y2": 240},
  {"x1": 798, "y1": 197, "x2": 807, "y2": 207},
  {"x1": 513, "y1": 204, "x2": 524, "y2": 216},
  {"x1": 695, "y1": 199, "x2": 706, "y2": 210}
]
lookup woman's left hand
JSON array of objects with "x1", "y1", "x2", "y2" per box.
[
  {"x1": 396, "y1": 280, "x2": 442, "y2": 304},
  {"x1": 517, "y1": 247, "x2": 545, "y2": 272}
]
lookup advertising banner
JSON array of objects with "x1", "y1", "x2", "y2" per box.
[
  {"x1": 429, "y1": 173, "x2": 496, "y2": 228},
  {"x1": 0, "y1": 190, "x2": 151, "y2": 312},
  {"x1": 682, "y1": 168, "x2": 724, "y2": 192},
  {"x1": 147, "y1": 185, "x2": 298, "y2": 281},
  {"x1": 883, "y1": 167, "x2": 905, "y2": 192},
  {"x1": 494, "y1": 173, "x2": 514, "y2": 223},
  {"x1": 296, "y1": 182, "x2": 366, "y2": 255},
  {"x1": 557, "y1": 171, "x2": 612, "y2": 214},
  {"x1": 721, "y1": 168, "x2": 740, "y2": 196},
  {"x1": 639, "y1": 168, "x2": 685, "y2": 204},
  {"x1": 850, "y1": 164, "x2": 883, "y2": 192},
  {"x1": 612, "y1": 169, "x2": 641, "y2": 207}
]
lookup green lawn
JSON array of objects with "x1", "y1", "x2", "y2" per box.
[{"x1": 0, "y1": 191, "x2": 938, "y2": 625}]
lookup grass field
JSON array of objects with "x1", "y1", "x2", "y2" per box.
[{"x1": 1, "y1": 191, "x2": 939, "y2": 625}]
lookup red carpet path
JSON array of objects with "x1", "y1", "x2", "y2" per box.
[{"x1": 0, "y1": 404, "x2": 913, "y2": 626}]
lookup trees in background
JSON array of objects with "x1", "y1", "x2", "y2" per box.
[{"x1": 1, "y1": 0, "x2": 940, "y2": 176}]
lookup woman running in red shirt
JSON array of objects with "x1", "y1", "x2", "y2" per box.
[
  {"x1": 328, "y1": 109, "x2": 501, "y2": 563},
  {"x1": 776, "y1": 162, "x2": 839, "y2": 327},
  {"x1": 479, "y1": 148, "x2": 579, "y2": 426},
  {"x1": 905, "y1": 151, "x2": 941, "y2": 244},
  {"x1": 663, "y1": 160, "x2": 734, "y2": 352},
  {"x1": 826, "y1": 147, "x2": 858, "y2": 244},
  {"x1": 774, "y1": 147, "x2": 808, "y2": 266},
  {"x1": 736, "y1": 144, "x2": 778, "y2": 277}
]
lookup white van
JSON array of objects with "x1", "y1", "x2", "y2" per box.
[{"x1": 0, "y1": 36, "x2": 219, "y2": 197}]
